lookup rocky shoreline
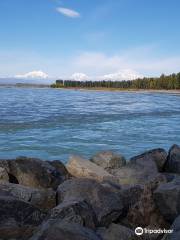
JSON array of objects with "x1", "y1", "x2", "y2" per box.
[{"x1": 0, "y1": 144, "x2": 180, "y2": 240}]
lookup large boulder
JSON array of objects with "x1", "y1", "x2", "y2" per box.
[
  {"x1": 154, "y1": 176, "x2": 180, "y2": 222},
  {"x1": 119, "y1": 182, "x2": 168, "y2": 233},
  {"x1": 57, "y1": 178, "x2": 123, "y2": 227},
  {"x1": 163, "y1": 215, "x2": 180, "y2": 240},
  {"x1": 0, "y1": 196, "x2": 45, "y2": 239},
  {"x1": 90, "y1": 151, "x2": 126, "y2": 171},
  {"x1": 119, "y1": 184, "x2": 144, "y2": 215},
  {"x1": 109, "y1": 148, "x2": 167, "y2": 185},
  {"x1": 49, "y1": 200, "x2": 97, "y2": 229},
  {"x1": 66, "y1": 156, "x2": 114, "y2": 182},
  {"x1": 164, "y1": 145, "x2": 180, "y2": 174},
  {"x1": 130, "y1": 148, "x2": 167, "y2": 172},
  {"x1": 0, "y1": 182, "x2": 56, "y2": 211},
  {"x1": 162, "y1": 173, "x2": 180, "y2": 183},
  {"x1": 0, "y1": 157, "x2": 69, "y2": 189},
  {"x1": 0, "y1": 167, "x2": 9, "y2": 183},
  {"x1": 97, "y1": 223, "x2": 139, "y2": 240},
  {"x1": 29, "y1": 220, "x2": 101, "y2": 240},
  {"x1": 109, "y1": 165, "x2": 164, "y2": 185},
  {"x1": 47, "y1": 160, "x2": 71, "y2": 179}
]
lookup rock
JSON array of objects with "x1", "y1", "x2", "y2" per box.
[
  {"x1": 164, "y1": 144, "x2": 180, "y2": 174},
  {"x1": 0, "y1": 196, "x2": 45, "y2": 239},
  {"x1": 162, "y1": 173, "x2": 180, "y2": 182},
  {"x1": 49, "y1": 200, "x2": 97, "y2": 229},
  {"x1": 90, "y1": 151, "x2": 126, "y2": 171},
  {"x1": 66, "y1": 156, "x2": 115, "y2": 182},
  {"x1": 0, "y1": 157, "x2": 68, "y2": 189},
  {"x1": 163, "y1": 215, "x2": 180, "y2": 240},
  {"x1": 120, "y1": 183, "x2": 168, "y2": 233},
  {"x1": 57, "y1": 178, "x2": 123, "y2": 227},
  {"x1": 51, "y1": 200, "x2": 96, "y2": 227},
  {"x1": 29, "y1": 220, "x2": 101, "y2": 240},
  {"x1": 154, "y1": 176, "x2": 180, "y2": 222},
  {"x1": 130, "y1": 148, "x2": 167, "y2": 172},
  {"x1": 119, "y1": 184, "x2": 144, "y2": 215},
  {"x1": 0, "y1": 167, "x2": 9, "y2": 183},
  {"x1": 0, "y1": 182, "x2": 56, "y2": 211},
  {"x1": 109, "y1": 165, "x2": 164, "y2": 185},
  {"x1": 109, "y1": 148, "x2": 167, "y2": 185},
  {"x1": 97, "y1": 223, "x2": 138, "y2": 240},
  {"x1": 47, "y1": 160, "x2": 71, "y2": 180}
]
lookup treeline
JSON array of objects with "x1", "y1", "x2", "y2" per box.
[{"x1": 51, "y1": 73, "x2": 180, "y2": 90}]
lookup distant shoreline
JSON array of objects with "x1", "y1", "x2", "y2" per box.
[
  {"x1": 53, "y1": 87, "x2": 180, "y2": 94},
  {"x1": 0, "y1": 85, "x2": 180, "y2": 94},
  {"x1": 0, "y1": 84, "x2": 50, "y2": 88}
]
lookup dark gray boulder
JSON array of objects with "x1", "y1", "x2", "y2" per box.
[
  {"x1": 154, "y1": 176, "x2": 180, "y2": 222},
  {"x1": 0, "y1": 157, "x2": 69, "y2": 190},
  {"x1": 97, "y1": 223, "x2": 139, "y2": 240},
  {"x1": 162, "y1": 173, "x2": 180, "y2": 182},
  {"x1": 0, "y1": 182, "x2": 56, "y2": 211},
  {"x1": 130, "y1": 148, "x2": 167, "y2": 172},
  {"x1": 109, "y1": 148, "x2": 167, "y2": 185},
  {"x1": 164, "y1": 145, "x2": 180, "y2": 174},
  {"x1": 0, "y1": 196, "x2": 45, "y2": 239},
  {"x1": 29, "y1": 220, "x2": 101, "y2": 240},
  {"x1": 163, "y1": 215, "x2": 180, "y2": 240},
  {"x1": 49, "y1": 200, "x2": 97, "y2": 229},
  {"x1": 109, "y1": 164, "x2": 165, "y2": 185},
  {"x1": 119, "y1": 184, "x2": 144, "y2": 215},
  {"x1": 47, "y1": 160, "x2": 71, "y2": 179},
  {"x1": 120, "y1": 183, "x2": 168, "y2": 231},
  {"x1": 57, "y1": 178, "x2": 123, "y2": 227},
  {"x1": 90, "y1": 151, "x2": 126, "y2": 170}
]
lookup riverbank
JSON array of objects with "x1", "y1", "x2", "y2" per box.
[{"x1": 0, "y1": 144, "x2": 180, "y2": 239}]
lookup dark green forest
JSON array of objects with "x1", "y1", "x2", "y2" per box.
[{"x1": 51, "y1": 72, "x2": 180, "y2": 90}]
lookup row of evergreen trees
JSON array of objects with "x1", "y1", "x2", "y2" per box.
[{"x1": 51, "y1": 73, "x2": 180, "y2": 90}]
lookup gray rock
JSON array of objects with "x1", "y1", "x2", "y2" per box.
[
  {"x1": 109, "y1": 148, "x2": 167, "y2": 185},
  {"x1": 130, "y1": 148, "x2": 167, "y2": 172},
  {"x1": 0, "y1": 157, "x2": 69, "y2": 189},
  {"x1": 57, "y1": 178, "x2": 123, "y2": 227},
  {"x1": 120, "y1": 183, "x2": 168, "y2": 230},
  {"x1": 0, "y1": 167, "x2": 9, "y2": 183},
  {"x1": 66, "y1": 156, "x2": 115, "y2": 182},
  {"x1": 0, "y1": 182, "x2": 56, "y2": 211},
  {"x1": 90, "y1": 151, "x2": 126, "y2": 170},
  {"x1": 162, "y1": 173, "x2": 180, "y2": 183},
  {"x1": 97, "y1": 223, "x2": 138, "y2": 240},
  {"x1": 29, "y1": 220, "x2": 101, "y2": 240},
  {"x1": 47, "y1": 160, "x2": 71, "y2": 179},
  {"x1": 110, "y1": 165, "x2": 164, "y2": 185},
  {"x1": 0, "y1": 196, "x2": 45, "y2": 239},
  {"x1": 49, "y1": 200, "x2": 97, "y2": 229},
  {"x1": 165, "y1": 145, "x2": 180, "y2": 174},
  {"x1": 163, "y1": 215, "x2": 180, "y2": 240},
  {"x1": 154, "y1": 177, "x2": 180, "y2": 222},
  {"x1": 119, "y1": 184, "x2": 144, "y2": 215}
]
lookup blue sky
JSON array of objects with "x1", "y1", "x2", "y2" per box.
[{"x1": 0, "y1": 0, "x2": 180, "y2": 80}]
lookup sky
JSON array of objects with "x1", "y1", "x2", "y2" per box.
[{"x1": 0, "y1": 0, "x2": 180, "y2": 81}]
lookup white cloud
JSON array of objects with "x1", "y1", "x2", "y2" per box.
[
  {"x1": 15, "y1": 70, "x2": 48, "y2": 79},
  {"x1": 72, "y1": 50, "x2": 180, "y2": 78},
  {"x1": 101, "y1": 69, "x2": 143, "y2": 81},
  {"x1": 69, "y1": 70, "x2": 143, "y2": 81},
  {"x1": 56, "y1": 7, "x2": 80, "y2": 18},
  {"x1": 2, "y1": 46, "x2": 180, "y2": 79},
  {"x1": 70, "y1": 73, "x2": 89, "y2": 81}
]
